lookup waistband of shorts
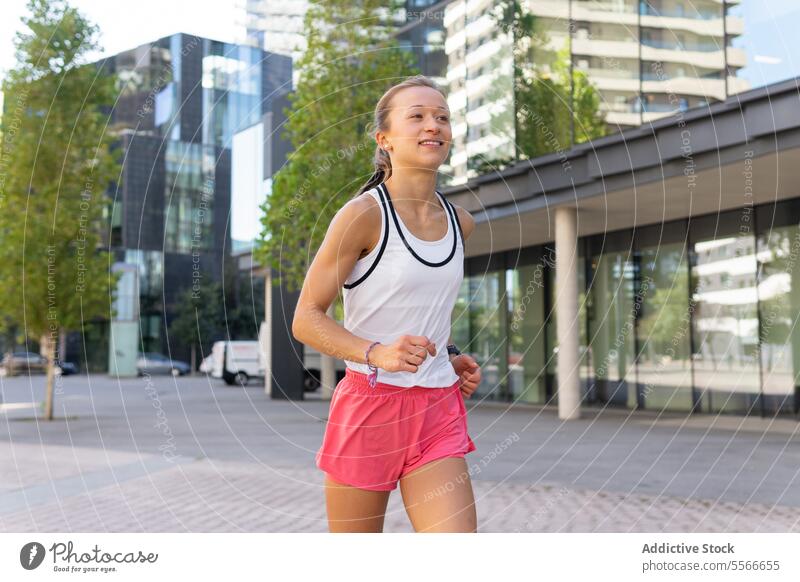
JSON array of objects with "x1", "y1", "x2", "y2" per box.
[{"x1": 341, "y1": 367, "x2": 458, "y2": 395}]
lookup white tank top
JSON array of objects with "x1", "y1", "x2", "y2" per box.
[{"x1": 342, "y1": 182, "x2": 464, "y2": 388}]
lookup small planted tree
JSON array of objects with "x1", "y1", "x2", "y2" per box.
[
  {"x1": 0, "y1": 0, "x2": 120, "y2": 419},
  {"x1": 169, "y1": 280, "x2": 227, "y2": 374}
]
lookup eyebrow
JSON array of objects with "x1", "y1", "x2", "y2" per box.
[{"x1": 406, "y1": 105, "x2": 449, "y2": 111}]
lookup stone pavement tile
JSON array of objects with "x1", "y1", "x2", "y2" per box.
[
  {"x1": 2, "y1": 454, "x2": 798, "y2": 533},
  {"x1": 0, "y1": 441, "x2": 145, "y2": 493},
  {"x1": 503, "y1": 482, "x2": 800, "y2": 533},
  {"x1": 0, "y1": 458, "x2": 327, "y2": 533}
]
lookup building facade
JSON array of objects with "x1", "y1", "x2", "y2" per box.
[
  {"x1": 443, "y1": 0, "x2": 749, "y2": 184},
  {"x1": 394, "y1": 0, "x2": 451, "y2": 84},
  {"x1": 68, "y1": 34, "x2": 292, "y2": 370},
  {"x1": 442, "y1": 76, "x2": 800, "y2": 419}
]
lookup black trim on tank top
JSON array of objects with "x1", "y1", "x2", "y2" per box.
[
  {"x1": 443, "y1": 197, "x2": 464, "y2": 251},
  {"x1": 381, "y1": 182, "x2": 457, "y2": 268},
  {"x1": 342, "y1": 186, "x2": 390, "y2": 289}
]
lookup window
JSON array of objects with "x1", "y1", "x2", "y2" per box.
[{"x1": 164, "y1": 142, "x2": 216, "y2": 253}]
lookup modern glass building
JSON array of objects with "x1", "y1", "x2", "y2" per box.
[
  {"x1": 444, "y1": 76, "x2": 800, "y2": 419},
  {"x1": 67, "y1": 34, "x2": 292, "y2": 370}
]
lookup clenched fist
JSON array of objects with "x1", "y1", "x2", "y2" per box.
[
  {"x1": 450, "y1": 353, "x2": 480, "y2": 398},
  {"x1": 372, "y1": 335, "x2": 436, "y2": 373}
]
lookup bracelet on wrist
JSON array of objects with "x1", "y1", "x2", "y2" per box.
[{"x1": 365, "y1": 341, "x2": 381, "y2": 389}]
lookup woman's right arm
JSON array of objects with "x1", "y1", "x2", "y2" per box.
[{"x1": 291, "y1": 197, "x2": 434, "y2": 371}]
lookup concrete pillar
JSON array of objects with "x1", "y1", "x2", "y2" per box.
[
  {"x1": 555, "y1": 206, "x2": 581, "y2": 420},
  {"x1": 268, "y1": 267, "x2": 305, "y2": 400}
]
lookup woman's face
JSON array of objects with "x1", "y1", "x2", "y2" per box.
[{"x1": 377, "y1": 85, "x2": 452, "y2": 172}]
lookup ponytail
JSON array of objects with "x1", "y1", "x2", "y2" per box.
[
  {"x1": 358, "y1": 169, "x2": 385, "y2": 196},
  {"x1": 357, "y1": 145, "x2": 392, "y2": 195}
]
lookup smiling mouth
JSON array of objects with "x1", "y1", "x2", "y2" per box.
[{"x1": 419, "y1": 139, "x2": 444, "y2": 147}]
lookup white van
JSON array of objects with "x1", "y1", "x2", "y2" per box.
[{"x1": 211, "y1": 341, "x2": 264, "y2": 386}]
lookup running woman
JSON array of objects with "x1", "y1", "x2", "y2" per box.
[{"x1": 292, "y1": 75, "x2": 482, "y2": 533}]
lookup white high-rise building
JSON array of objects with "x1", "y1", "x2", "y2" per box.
[
  {"x1": 239, "y1": 0, "x2": 308, "y2": 58},
  {"x1": 444, "y1": 0, "x2": 748, "y2": 185},
  {"x1": 442, "y1": 0, "x2": 516, "y2": 184},
  {"x1": 238, "y1": 1, "x2": 418, "y2": 87},
  {"x1": 238, "y1": 0, "x2": 309, "y2": 86}
]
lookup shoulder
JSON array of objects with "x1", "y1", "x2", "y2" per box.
[
  {"x1": 334, "y1": 189, "x2": 381, "y2": 227},
  {"x1": 449, "y1": 202, "x2": 475, "y2": 241},
  {"x1": 329, "y1": 188, "x2": 382, "y2": 253}
]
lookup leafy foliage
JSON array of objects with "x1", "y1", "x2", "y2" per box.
[
  {"x1": 0, "y1": 0, "x2": 120, "y2": 418},
  {"x1": 169, "y1": 280, "x2": 226, "y2": 364},
  {"x1": 254, "y1": 0, "x2": 418, "y2": 294},
  {"x1": 0, "y1": 0, "x2": 120, "y2": 342}
]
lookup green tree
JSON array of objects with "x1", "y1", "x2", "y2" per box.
[
  {"x1": 515, "y1": 43, "x2": 606, "y2": 157},
  {"x1": 489, "y1": 0, "x2": 536, "y2": 163},
  {"x1": 255, "y1": 0, "x2": 417, "y2": 294},
  {"x1": 0, "y1": 0, "x2": 120, "y2": 419},
  {"x1": 226, "y1": 270, "x2": 266, "y2": 342},
  {"x1": 490, "y1": 0, "x2": 606, "y2": 165},
  {"x1": 169, "y1": 280, "x2": 227, "y2": 373}
]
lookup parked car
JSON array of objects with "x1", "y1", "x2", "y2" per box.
[
  {"x1": 136, "y1": 352, "x2": 191, "y2": 376},
  {"x1": 54, "y1": 360, "x2": 78, "y2": 376},
  {"x1": 1, "y1": 351, "x2": 47, "y2": 375}
]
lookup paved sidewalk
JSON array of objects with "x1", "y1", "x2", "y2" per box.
[
  {"x1": 1, "y1": 442, "x2": 798, "y2": 533},
  {"x1": 1, "y1": 374, "x2": 799, "y2": 532}
]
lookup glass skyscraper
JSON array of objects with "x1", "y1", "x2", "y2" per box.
[{"x1": 69, "y1": 34, "x2": 291, "y2": 370}]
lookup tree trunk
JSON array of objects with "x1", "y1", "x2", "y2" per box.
[
  {"x1": 320, "y1": 303, "x2": 337, "y2": 400},
  {"x1": 190, "y1": 344, "x2": 196, "y2": 376},
  {"x1": 58, "y1": 329, "x2": 67, "y2": 365},
  {"x1": 41, "y1": 333, "x2": 55, "y2": 421}
]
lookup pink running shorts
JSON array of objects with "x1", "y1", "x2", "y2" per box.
[{"x1": 316, "y1": 367, "x2": 477, "y2": 491}]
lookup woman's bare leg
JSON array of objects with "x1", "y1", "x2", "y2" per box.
[
  {"x1": 323, "y1": 474, "x2": 392, "y2": 532},
  {"x1": 399, "y1": 456, "x2": 477, "y2": 532}
]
